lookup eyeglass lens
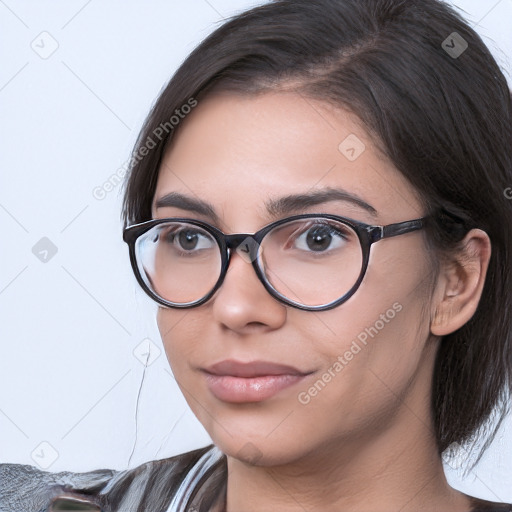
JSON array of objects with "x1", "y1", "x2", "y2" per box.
[{"x1": 134, "y1": 218, "x2": 363, "y2": 308}]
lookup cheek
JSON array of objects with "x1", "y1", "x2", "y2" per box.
[
  {"x1": 283, "y1": 302, "x2": 432, "y2": 456},
  {"x1": 157, "y1": 308, "x2": 197, "y2": 373},
  {"x1": 301, "y1": 253, "x2": 434, "y2": 416}
]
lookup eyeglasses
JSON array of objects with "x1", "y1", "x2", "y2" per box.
[{"x1": 123, "y1": 213, "x2": 429, "y2": 311}]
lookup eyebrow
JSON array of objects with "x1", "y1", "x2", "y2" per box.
[{"x1": 154, "y1": 188, "x2": 378, "y2": 223}]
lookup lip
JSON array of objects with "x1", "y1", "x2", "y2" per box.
[
  {"x1": 202, "y1": 359, "x2": 313, "y2": 403},
  {"x1": 204, "y1": 359, "x2": 309, "y2": 377}
]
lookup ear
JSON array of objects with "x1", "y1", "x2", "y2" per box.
[{"x1": 430, "y1": 229, "x2": 491, "y2": 336}]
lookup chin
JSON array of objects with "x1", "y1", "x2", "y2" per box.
[{"x1": 205, "y1": 427, "x2": 313, "y2": 467}]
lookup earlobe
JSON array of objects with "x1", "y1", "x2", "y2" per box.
[{"x1": 430, "y1": 229, "x2": 491, "y2": 337}]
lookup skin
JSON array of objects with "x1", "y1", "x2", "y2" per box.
[{"x1": 150, "y1": 90, "x2": 491, "y2": 512}]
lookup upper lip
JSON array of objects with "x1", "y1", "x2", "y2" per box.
[{"x1": 203, "y1": 359, "x2": 310, "y2": 377}]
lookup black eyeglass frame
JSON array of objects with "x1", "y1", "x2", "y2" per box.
[{"x1": 123, "y1": 213, "x2": 430, "y2": 312}]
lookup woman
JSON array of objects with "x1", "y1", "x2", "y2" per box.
[{"x1": 1, "y1": 0, "x2": 511, "y2": 510}]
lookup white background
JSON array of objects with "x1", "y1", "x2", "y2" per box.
[{"x1": 1, "y1": 0, "x2": 511, "y2": 503}]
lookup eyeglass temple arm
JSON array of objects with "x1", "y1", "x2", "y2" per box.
[{"x1": 375, "y1": 218, "x2": 426, "y2": 242}]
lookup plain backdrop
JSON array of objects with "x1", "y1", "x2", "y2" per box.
[{"x1": 1, "y1": 0, "x2": 511, "y2": 503}]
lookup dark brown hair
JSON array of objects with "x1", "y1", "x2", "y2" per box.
[{"x1": 120, "y1": 0, "x2": 512, "y2": 464}]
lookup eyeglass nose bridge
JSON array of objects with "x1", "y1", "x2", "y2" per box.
[
  {"x1": 223, "y1": 232, "x2": 263, "y2": 263},
  {"x1": 211, "y1": 232, "x2": 270, "y2": 301},
  {"x1": 215, "y1": 231, "x2": 286, "y2": 308}
]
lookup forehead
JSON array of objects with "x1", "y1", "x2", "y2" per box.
[{"x1": 152, "y1": 91, "x2": 424, "y2": 227}]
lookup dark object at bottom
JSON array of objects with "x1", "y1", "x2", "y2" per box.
[{"x1": 49, "y1": 495, "x2": 101, "y2": 511}]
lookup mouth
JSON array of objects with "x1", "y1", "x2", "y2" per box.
[{"x1": 201, "y1": 359, "x2": 314, "y2": 403}]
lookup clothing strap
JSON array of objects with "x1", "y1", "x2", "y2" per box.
[{"x1": 165, "y1": 445, "x2": 224, "y2": 512}]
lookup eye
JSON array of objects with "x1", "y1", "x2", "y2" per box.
[
  {"x1": 160, "y1": 226, "x2": 216, "y2": 253},
  {"x1": 287, "y1": 221, "x2": 352, "y2": 253}
]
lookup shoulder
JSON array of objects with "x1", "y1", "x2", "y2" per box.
[
  {"x1": 99, "y1": 443, "x2": 222, "y2": 511},
  {"x1": 0, "y1": 444, "x2": 219, "y2": 512},
  {"x1": 0, "y1": 461, "x2": 115, "y2": 511}
]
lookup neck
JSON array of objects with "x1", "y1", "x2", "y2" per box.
[{"x1": 224, "y1": 389, "x2": 469, "y2": 512}]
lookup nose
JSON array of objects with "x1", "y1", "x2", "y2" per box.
[{"x1": 211, "y1": 246, "x2": 287, "y2": 332}]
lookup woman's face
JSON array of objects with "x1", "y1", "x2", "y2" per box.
[{"x1": 151, "y1": 91, "x2": 438, "y2": 465}]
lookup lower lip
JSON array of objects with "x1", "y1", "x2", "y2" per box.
[{"x1": 203, "y1": 372, "x2": 309, "y2": 403}]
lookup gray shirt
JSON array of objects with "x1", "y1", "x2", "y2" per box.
[
  {"x1": 0, "y1": 444, "x2": 226, "y2": 512},
  {"x1": 2, "y1": 444, "x2": 512, "y2": 512}
]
